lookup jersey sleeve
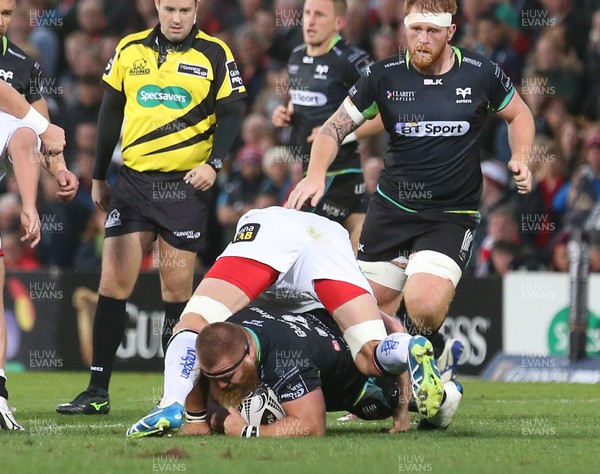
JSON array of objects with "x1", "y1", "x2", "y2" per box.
[
  {"x1": 488, "y1": 61, "x2": 515, "y2": 112},
  {"x1": 347, "y1": 72, "x2": 380, "y2": 120},
  {"x1": 267, "y1": 365, "x2": 322, "y2": 403},
  {"x1": 26, "y1": 61, "x2": 43, "y2": 103},
  {"x1": 102, "y1": 38, "x2": 127, "y2": 93},
  {"x1": 343, "y1": 47, "x2": 373, "y2": 87},
  {"x1": 213, "y1": 42, "x2": 247, "y2": 103}
]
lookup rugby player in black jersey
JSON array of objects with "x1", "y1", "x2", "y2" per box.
[
  {"x1": 288, "y1": 0, "x2": 533, "y2": 362},
  {"x1": 178, "y1": 306, "x2": 462, "y2": 437},
  {"x1": 272, "y1": 0, "x2": 378, "y2": 252}
]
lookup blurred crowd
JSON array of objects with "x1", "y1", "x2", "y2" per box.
[{"x1": 1, "y1": 0, "x2": 600, "y2": 276}]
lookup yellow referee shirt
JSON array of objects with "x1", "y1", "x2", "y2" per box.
[{"x1": 103, "y1": 25, "x2": 246, "y2": 172}]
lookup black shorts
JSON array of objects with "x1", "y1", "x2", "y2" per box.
[
  {"x1": 310, "y1": 172, "x2": 367, "y2": 224},
  {"x1": 105, "y1": 166, "x2": 209, "y2": 252},
  {"x1": 358, "y1": 192, "x2": 480, "y2": 270}
]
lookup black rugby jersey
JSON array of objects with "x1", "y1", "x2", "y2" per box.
[
  {"x1": 0, "y1": 36, "x2": 43, "y2": 103},
  {"x1": 228, "y1": 306, "x2": 367, "y2": 411},
  {"x1": 348, "y1": 46, "x2": 514, "y2": 213},
  {"x1": 288, "y1": 35, "x2": 371, "y2": 174}
]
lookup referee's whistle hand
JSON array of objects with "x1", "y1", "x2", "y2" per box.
[{"x1": 184, "y1": 164, "x2": 216, "y2": 192}]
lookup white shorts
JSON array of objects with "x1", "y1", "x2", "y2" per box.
[{"x1": 219, "y1": 207, "x2": 373, "y2": 312}]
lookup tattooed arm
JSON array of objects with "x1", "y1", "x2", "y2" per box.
[{"x1": 286, "y1": 98, "x2": 365, "y2": 210}]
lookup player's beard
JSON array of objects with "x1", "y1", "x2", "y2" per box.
[
  {"x1": 209, "y1": 361, "x2": 260, "y2": 407},
  {"x1": 410, "y1": 43, "x2": 443, "y2": 70}
]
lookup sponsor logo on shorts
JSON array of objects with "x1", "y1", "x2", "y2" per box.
[
  {"x1": 173, "y1": 230, "x2": 202, "y2": 239},
  {"x1": 232, "y1": 223, "x2": 260, "y2": 243},
  {"x1": 177, "y1": 62, "x2": 209, "y2": 78},
  {"x1": 394, "y1": 121, "x2": 470, "y2": 137},
  {"x1": 137, "y1": 85, "x2": 191, "y2": 109},
  {"x1": 105, "y1": 209, "x2": 121, "y2": 228},
  {"x1": 459, "y1": 229, "x2": 474, "y2": 262}
]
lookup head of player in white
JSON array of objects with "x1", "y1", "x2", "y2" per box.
[
  {"x1": 155, "y1": 0, "x2": 198, "y2": 43},
  {"x1": 197, "y1": 323, "x2": 260, "y2": 407},
  {"x1": 303, "y1": 0, "x2": 346, "y2": 56},
  {"x1": 403, "y1": 0, "x2": 457, "y2": 74},
  {"x1": 0, "y1": 0, "x2": 16, "y2": 39}
]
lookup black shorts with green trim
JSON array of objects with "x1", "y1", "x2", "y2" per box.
[
  {"x1": 357, "y1": 191, "x2": 480, "y2": 270},
  {"x1": 308, "y1": 171, "x2": 367, "y2": 224}
]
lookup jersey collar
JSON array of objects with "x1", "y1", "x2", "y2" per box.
[
  {"x1": 144, "y1": 24, "x2": 198, "y2": 52},
  {"x1": 404, "y1": 45, "x2": 462, "y2": 69},
  {"x1": 245, "y1": 327, "x2": 262, "y2": 366},
  {"x1": 328, "y1": 34, "x2": 342, "y2": 51},
  {"x1": 2, "y1": 36, "x2": 7, "y2": 56}
]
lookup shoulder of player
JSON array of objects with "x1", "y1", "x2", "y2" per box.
[
  {"x1": 191, "y1": 30, "x2": 235, "y2": 59},
  {"x1": 114, "y1": 28, "x2": 155, "y2": 53},
  {"x1": 454, "y1": 46, "x2": 496, "y2": 72},
  {"x1": 331, "y1": 39, "x2": 369, "y2": 63},
  {"x1": 369, "y1": 54, "x2": 407, "y2": 75},
  {"x1": 3, "y1": 40, "x2": 35, "y2": 65}
]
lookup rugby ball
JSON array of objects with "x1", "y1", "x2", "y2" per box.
[{"x1": 237, "y1": 383, "x2": 286, "y2": 425}]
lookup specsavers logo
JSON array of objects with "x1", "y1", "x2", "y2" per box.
[
  {"x1": 547, "y1": 307, "x2": 600, "y2": 357},
  {"x1": 136, "y1": 85, "x2": 191, "y2": 109}
]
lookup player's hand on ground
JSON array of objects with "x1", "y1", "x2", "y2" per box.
[
  {"x1": 306, "y1": 126, "x2": 322, "y2": 144},
  {"x1": 223, "y1": 406, "x2": 247, "y2": 437},
  {"x1": 184, "y1": 164, "x2": 216, "y2": 192},
  {"x1": 20, "y1": 206, "x2": 41, "y2": 247},
  {"x1": 271, "y1": 102, "x2": 293, "y2": 127},
  {"x1": 92, "y1": 179, "x2": 112, "y2": 211},
  {"x1": 382, "y1": 407, "x2": 411, "y2": 434},
  {"x1": 286, "y1": 176, "x2": 325, "y2": 209},
  {"x1": 179, "y1": 421, "x2": 212, "y2": 436},
  {"x1": 508, "y1": 160, "x2": 532, "y2": 194},
  {"x1": 54, "y1": 167, "x2": 79, "y2": 201},
  {"x1": 39, "y1": 124, "x2": 66, "y2": 155}
]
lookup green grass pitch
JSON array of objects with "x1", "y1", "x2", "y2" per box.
[{"x1": 2, "y1": 373, "x2": 597, "y2": 473}]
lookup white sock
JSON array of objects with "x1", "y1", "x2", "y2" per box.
[
  {"x1": 375, "y1": 332, "x2": 412, "y2": 375},
  {"x1": 159, "y1": 330, "x2": 199, "y2": 408},
  {"x1": 0, "y1": 368, "x2": 6, "y2": 380}
]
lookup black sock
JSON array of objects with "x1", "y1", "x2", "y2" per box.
[
  {"x1": 163, "y1": 302, "x2": 186, "y2": 352},
  {"x1": 0, "y1": 376, "x2": 7, "y2": 399},
  {"x1": 88, "y1": 295, "x2": 128, "y2": 392},
  {"x1": 397, "y1": 306, "x2": 446, "y2": 358},
  {"x1": 428, "y1": 329, "x2": 446, "y2": 359}
]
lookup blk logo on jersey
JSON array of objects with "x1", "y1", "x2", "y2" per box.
[
  {"x1": 423, "y1": 78, "x2": 442, "y2": 86},
  {"x1": 395, "y1": 121, "x2": 471, "y2": 137},
  {"x1": 233, "y1": 223, "x2": 261, "y2": 243}
]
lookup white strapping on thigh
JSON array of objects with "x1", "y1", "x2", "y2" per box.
[
  {"x1": 359, "y1": 260, "x2": 407, "y2": 292},
  {"x1": 343, "y1": 319, "x2": 387, "y2": 360},
  {"x1": 182, "y1": 295, "x2": 233, "y2": 323},
  {"x1": 405, "y1": 250, "x2": 462, "y2": 288}
]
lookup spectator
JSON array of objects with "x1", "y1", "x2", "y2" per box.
[
  {"x1": 489, "y1": 239, "x2": 521, "y2": 276},
  {"x1": 217, "y1": 145, "x2": 265, "y2": 244},
  {"x1": 475, "y1": 206, "x2": 520, "y2": 277}
]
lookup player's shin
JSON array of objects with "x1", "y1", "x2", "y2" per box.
[{"x1": 160, "y1": 329, "x2": 199, "y2": 408}]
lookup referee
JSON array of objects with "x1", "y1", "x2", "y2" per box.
[{"x1": 57, "y1": 0, "x2": 246, "y2": 415}]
